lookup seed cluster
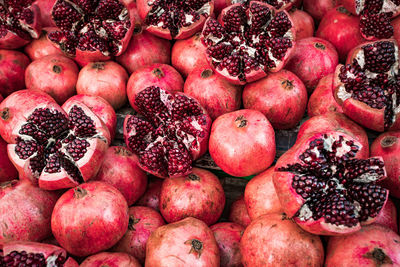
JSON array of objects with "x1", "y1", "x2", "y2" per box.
[
  {"x1": 1, "y1": 250, "x2": 66, "y2": 267},
  {"x1": 0, "y1": 0, "x2": 35, "y2": 41}
]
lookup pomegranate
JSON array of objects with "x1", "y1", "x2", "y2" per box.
[
  {"x1": 229, "y1": 196, "x2": 252, "y2": 227},
  {"x1": 225, "y1": 0, "x2": 296, "y2": 11},
  {"x1": 35, "y1": 0, "x2": 57, "y2": 27},
  {"x1": 371, "y1": 131, "x2": 400, "y2": 198},
  {"x1": 289, "y1": 7, "x2": 315, "y2": 40},
  {"x1": 303, "y1": 0, "x2": 342, "y2": 21},
  {"x1": 51, "y1": 181, "x2": 129, "y2": 257},
  {"x1": 244, "y1": 167, "x2": 283, "y2": 220},
  {"x1": 24, "y1": 28, "x2": 64, "y2": 61},
  {"x1": 145, "y1": 217, "x2": 220, "y2": 267},
  {"x1": 201, "y1": 2, "x2": 296, "y2": 85},
  {"x1": 116, "y1": 24, "x2": 171, "y2": 74},
  {"x1": 76, "y1": 61, "x2": 128, "y2": 109},
  {"x1": 159, "y1": 168, "x2": 225, "y2": 225},
  {"x1": 0, "y1": 49, "x2": 30, "y2": 97},
  {"x1": 210, "y1": 222, "x2": 244, "y2": 267},
  {"x1": 0, "y1": 90, "x2": 110, "y2": 190},
  {"x1": 286, "y1": 37, "x2": 339, "y2": 93},
  {"x1": 393, "y1": 15, "x2": 400, "y2": 45},
  {"x1": 136, "y1": 177, "x2": 163, "y2": 211},
  {"x1": 184, "y1": 66, "x2": 242, "y2": 120},
  {"x1": 0, "y1": 137, "x2": 17, "y2": 182},
  {"x1": 209, "y1": 109, "x2": 276, "y2": 177},
  {"x1": 333, "y1": 39, "x2": 400, "y2": 132},
  {"x1": 124, "y1": 86, "x2": 212, "y2": 178},
  {"x1": 374, "y1": 198, "x2": 398, "y2": 233},
  {"x1": 127, "y1": 63, "x2": 184, "y2": 112},
  {"x1": 113, "y1": 206, "x2": 165, "y2": 263},
  {"x1": 325, "y1": 224, "x2": 400, "y2": 266},
  {"x1": 214, "y1": 0, "x2": 229, "y2": 14},
  {"x1": 243, "y1": 69, "x2": 307, "y2": 129},
  {"x1": 240, "y1": 213, "x2": 324, "y2": 267},
  {"x1": 95, "y1": 146, "x2": 147, "y2": 206},
  {"x1": 0, "y1": 180, "x2": 59, "y2": 246},
  {"x1": 25, "y1": 54, "x2": 79, "y2": 104},
  {"x1": 80, "y1": 252, "x2": 140, "y2": 267}
]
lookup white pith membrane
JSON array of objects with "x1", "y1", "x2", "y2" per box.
[{"x1": 229, "y1": 0, "x2": 294, "y2": 10}]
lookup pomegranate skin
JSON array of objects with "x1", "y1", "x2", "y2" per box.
[
  {"x1": 0, "y1": 50, "x2": 30, "y2": 97},
  {"x1": 0, "y1": 136, "x2": 18, "y2": 182},
  {"x1": 229, "y1": 196, "x2": 251, "y2": 228},
  {"x1": 393, "y1": 16, "x2": 400, "y2": 47},
  {"x1": 289, "y1": 8, "x2": 315, "y2": 40},
  {"x1": 159, "y1": 168, "x2": 225, "y2": 225},
  {"x1": 35, "y1": 0, "x2": 57, "y2": 27},
  {"x1": 80, "y1": 252, "x2": 141, "y2": 267},
  {"x1": 51, "y1": 181, "x2": 129, "y2": 257},
  {"x1": 303, "y1": 0, "x2": 342, "y2": 21},
  {"x1": 373, "y1": 198, "x2": 398, "y2": 233},
  {"x1": 136, "y1": 177, "x2": 163, "y2": 212},
  {"x1": 24, "y1": 28, "x2": 64, "y2": 61}
]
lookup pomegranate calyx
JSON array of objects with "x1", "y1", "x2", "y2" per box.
[{"x1": 362, "y1": 247, "x2": 393, "y2": 265}]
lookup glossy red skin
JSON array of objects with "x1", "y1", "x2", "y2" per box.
[
  {"x1": 95, "y1": 146, "x2": 147, "y2": 206},
  {"x1": 373, "y1": 198, "x2": 398, "y2": 233},
  {"x1": 24, "y1": 28, "x2": 63, "y2": 61},
  {"x1": 393, "y1": 16, "x2": 400, "y2": 47},
  {"x1": 77, "y1": 61, "x2": 128, "y2": 109},
  {"x1": 35, "y1": 0, "x2": 57, "y2": 27},
  {"x1": 80, "y1": 252, "x2": 141, "y2": 267},
  {"x1": 184, "y1": 67, "x2": 242, "y2": 120},
  {"x1": 0, "y1": 50, "x2": 30, "y2": 97},
  {"x1": 25, "y1": 54, "x2": 78, "y2": 104},
  {"x1": 244, "y1": 167, "x2": 283, "y2": 221},
  {"x1": 113, "y1": 206, "x2": 165, "y2": 263},
  {"x1": 136, "y1": 177, "x2": 163, "y2": 211},
  {"x1": 289, "y1": 8, "x2": 315, "y2": 40},
  {"x1": 210, "y1": 222, "x2": 244, "y2": 267},
  {"x1": 243, "y1": 69, "x2": 307, "y2": 129},
  {"x1": 285, "y1": 37, "x2": 339, "y2": 93},
  {"x1": 0, "y1": 136, "x2": 18, "y2": 182},
  {"x1": 325, "y1": 225, "x2": 400, "y2": 266},
  {"x1": 214, "y1": 0, "x2": 229, "y2": 14},
  {"x1": 51, "y1": 181, "x2": 129, "y2": 257},
  {"x1": 303, "y1": 0, "x2": 342, "y2": 21},
  {"x1": 146, "y1": 217, "x2": 220, "y2": 267},
  {"x1": 371, "y1": 131, "x2": 400, "y2": 198},
  {"x1": 159, "y1": 168, "x2": 225, "y2": 225},
  {"x1": 229, "y1": 196, "x2": 251, "y2": 228},
  {"x1": 0, "y1": 180, "x2": 59, "y2": 246},
  {"x1": 240, "y1": 213, "x2": 324, "y2": 267}
]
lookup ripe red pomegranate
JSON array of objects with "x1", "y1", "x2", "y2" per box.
[
  {"x1": 0, "y1": 137, "x2": 17, "y2": 182},
  {"x1": 0, "y1": 180, "x2": 59, "y2": 246},
  {"x1": 371, "y1": 131, "x2": 400, "y2": 198},
  {"x1": 0, "y1": 90, "x2": 110, "y2": 190},
  {"x1": 25, "y1": 54, "x2": 79, "y2": 104},
  {"x1": 286, "y1": 37, "x2": 339, "y2": 93},
  {"x1": 333, "y1": 39, "x2": 400, "y2": 132},
  {"x1": 48, "y1": 0, "x2": 135, "y2": 64},
  {"x1": 209, "y1": 109, "x2": 276, "y2": 177},
  {"x1": 243, "y1": 69, "x2": 307, "y2": 129},
  {"x1": 289, "y1": 7, "x2": 315, "y2": 40},
  {"x1": 51, "y1": 181, "x2": 129, "y2": 257},
  {"x1": 24, "y1": 28, "x2": 64, "y2": 61},
  {"x1": 145, "y1": 217, "x2": 220, "y2": 267},
  {"x1": 0, "y1": 50, "x2": 30, "y2": 97},
  {"x1": 136, "y1": 177, "x2": 163, "y2": 211},
  {"x1": 229, "y1": 196, "x2": 251, "y2": 227},
  {"x1": 113, "y1": 206, "x2": 165, "y2": 263},
  {"x1": 124, "y1": 86, "x2": 212, "y2": 178},
  {"x1": 201, "y1": 2, "x2": 296, "y2": 85},
  {"x1": 325, "y1": 224, "x2": 400, "y2": 266},
  {"x1": 35, "y1": 0, "x2": 57, "y2": 27},
  {"x1": 374, "y1": 198, "x2": 398, "y2": 233},
  {"x1": 210, "y1": 222, "x2": 244, "y2": 267},
  {"x1": 240, "y1": 213, "x2": 324, "y2": 266},
  {"x1": 116, "y1": 24, "x2": 171, "y2": 74},
  {"x1": 303, "y1": 0, "x2": 342, "y2": 21},
  {"x1": 80, "y1": 252, "x2": 140, "y2": 267},
  {"x1": 274, "y1": 131, "x2": 388, "y2": 235},
  {"x1": 95, "y1": 146, "x2": 147, "y2": 206},
  {"x1": 225, "y1": 0, "x2": 297, "y2": 11},
  {"x1": 184, "y1": 67, "x2": 242, "y2": 120},
  {"x1": 393, "y1": 16, "x2": 400, "y2": 45}
]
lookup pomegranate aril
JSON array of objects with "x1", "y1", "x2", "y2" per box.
[
  {"x1": 2, "y1": 250, "x2": 66, "y2": 267},
  {"x1": 69, "y1": 105, "x2": 97, "y2": 138}
]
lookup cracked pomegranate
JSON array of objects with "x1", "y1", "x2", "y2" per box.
[
  {"x1": 80, "y1": 252, "x2": 140, "y2": 267},
  {"x1": 35, "y1": 0, "x2": 57, "y2": 27},
  {"x1": 0, "y1": 49, "x2": 30, "y2": 97},
  {"x1": 24, "y1": 28, "x2": 64, "y2": 61}
]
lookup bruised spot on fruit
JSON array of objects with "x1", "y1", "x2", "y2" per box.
[
  {"x1": 185, "y1": 239, "x2": 204, "y2": 258},
  {"x1": 362, "y1": 248, "x2": 393, "y2": 265}
]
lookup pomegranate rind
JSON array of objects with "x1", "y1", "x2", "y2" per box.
[
  {"x1": 3, "y1": 241, "x2": 67, "y2": 259},
  {"x1": 80, "y1": 252, "x2": 141, "y2": 267}
]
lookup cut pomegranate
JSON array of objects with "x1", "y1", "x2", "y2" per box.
[
  {"x1": 201, "y1": 1, "x2": 296, "y2": 85},
  {"x1": 226, "y1": 0, "x2": 296, "y2": 11},
  {"x1": 124, "y1": 86, "x2": 211, "y2": 178}
]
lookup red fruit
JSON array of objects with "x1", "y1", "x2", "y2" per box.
[
  {"x1": 95, "y1": 146, "x2": 147, "y2": 206},
  {"x1": 0, "y1": 180, "x2": 59, "y2": 246},
  {"x1": 210, "y1": 222, "x2": 244, "y2": 267},
  {"x1": 209, "y1": 109, "x2": 276, "y2": 177},
  {"x1": 325, "y1": 225, "x2": 400, "y2": 266},
  {"x1": 145, "y1": 217, "x2": 220, "y2": 267},
  {"x1": 0, "y1": 90, "x2": 110, "y2": 190},
  {"x1": 201, "y1": 2, "x2": 296, "y2": 85},
  {"x1": 229, "y1": 196, "x2": 251, "y2": 227},
  {"x1": 374, "y1": 198, "x2": 398, "y2": 233},
  {"x1": 393, "y1": 16, "x2": 400, "y2": 45},
  {"x1": 225, "y1": 0, "x2": 296, "y2": 11},
  {"x1": 116, "y1": 24, "x2": 171, "y2": 74},
  {"x1": 214, "y1": 0, "x2": 229, "y2": 14},
  {"x1": 286, "y1": 37, "x2": 339, "y2": 93},
  {"x1": 303, "y1": 0, "x2": 342, "y2": 21},
  {"x1": 240, "y1": 213, "x2": 324, "y2": 267},
  {"x1": 243, "y1": 69, "x2": 307, "y2": 129},
  {"x1": 136, "y1": 177, "x2": 163, "y2": 211},
  {"x1": 333, "y1": 39, "x2": 400, "y2": 132},
  {"x1": 113, "y1": 206, "x2": 165, "y2": 263},
  {"x1": 371, "y1": 131, "x2": 400, "y2": 198},
  {"x1": 124, "y1": 86, "x2": 211, "y2": 178},
  {"x1": 51, "y1": 181, "x2": 129, "y2": 257},
  {"x1": 0, "y1": 50, "x2": 30, "y2": 97},
  {"x1": 25, "y1": 55, "x2": 79, "y2": 104},
  {"x1": 80, "y1": 252, "x2": 140, "y2": 267},
  {"x1": 244, "y1": 167, "x2": 283, "y2": 220},
  {"x1": 160, "y1": 168, "x2": 225, "y2": 225},
  {"x1": 24, "y1": 28, "x2": 64, "y2": 61},
  {"x1": 289, "y1": 7, "x2": 315, "y2": 40},
  {"x1": 184, "y1": 67, "x2": 242, "y2": 120},
  {"x1": 35, "y1": 0, "x2": 57, "y2": 27},
  {"x1": 274, "y1": 131, "x2": 388, "y2": 235},
  {"x1": 0, "y1": 137, "x2": 17, "y2": 183}
]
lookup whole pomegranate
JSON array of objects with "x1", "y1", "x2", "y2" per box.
[
  {"x1": 80, "y1": 252, "x2": 140, "y2": 267},
  {"x1": 240, "y1": 213, "x2": 324, "y2": 267},
  {"x1": 229, "y1": 196, "x2": 251, "y2": 227},
  {"x1": 209, "y1": 109, "x2": 276, "y2": 177},
  {"x1": 0, "y1": 137, "x2": 17, "y2": 182},
  {"x1": 243, "y1": 69, "x2": 307, "y2": 129},
  {"x1": 374, "y1": 198, "x2": 398, "y2": 233},
  {"x1": 286, "y1": 37, "x2": 339, "y2": 93},
  {"x1": 51, "y1": 181, "x2": 129, "y2": 257},
  {"x1": 145, "y1": 217, "x2": 220, "y2": 267},
  {"x1": 303, "y1": 0, "x2": 342, "y2": 21},
  {"x1": 136, "y1": 177, "x2": 163, "y2": 211},
  {"x1": 77, "y1": 61, "x2": 128, "y2": 109},
  {"x1": 24, "y1": 28, "x2": 64, "y2": 61},
  {"x1": 0, "y1": 50, "x2": 30, "y2": 97},
  {"x1": 289, "y1": 7, "x2": 315, "y2": 40},
  {"x1": 35, "y1": 0, "x2": 57, "y2": 27},
  {"x1": 25, "y1": 55, "x2": 79, "y2": 104}
]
